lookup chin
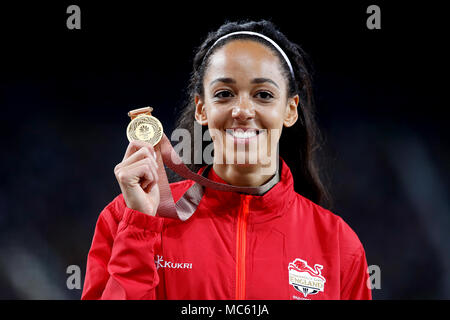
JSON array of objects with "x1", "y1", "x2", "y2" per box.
[
  {"x1": 233, "y1": 161, "x2": 258, "y2": 168},
  {"x1": 229, "y1": 151, "x2": 265, "y2": 170}
]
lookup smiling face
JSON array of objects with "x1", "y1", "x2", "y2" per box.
[{"x1": 195, "y1": 40, "x2": 299, "y2": 175}]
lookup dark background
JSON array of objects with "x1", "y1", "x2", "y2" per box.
[{"x1": 0, "y1": 1, "x2": 448, "y2": 299}]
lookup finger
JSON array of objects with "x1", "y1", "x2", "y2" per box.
[
  {"x1": 141, "y1": 157, "x2": 159, "y2": 189},
  {"x1": 145, "y1": 156, "x2": 159, "y2": 189},
  {"x1": 143, "y1": 179, "x2": 157, "y2": 193},
  {"x1": 135, "y1": 156, "x2": 158, "y2": 189},
  {"x1": 124, "y1": 158, "x2": 156, "y2": 183},
  {"x1": 127, "y1": 164, "x2": 154, "y2": 188},
  {"x1": 136, "y1": 157, "x2": 159, "y2": 190},
  {"x1": 116, "y1": 161, "x2": 152, "y2": 187},
  {"x1": 122, "y1": 140, "x2": 157, "y2": 162},
  {"x1": 124, "y1": 153, "x2": 159, "y2": 177},
  {"x1": 119, "y1": 147, "x2": 156, "y2": 169}
]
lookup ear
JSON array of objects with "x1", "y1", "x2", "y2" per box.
[
  {"x1": 283, "y1": 95, "x2": 299, "y2": 127},
  {"x1": 194, "y1": 94, "x2": 208, "y2": 126}
]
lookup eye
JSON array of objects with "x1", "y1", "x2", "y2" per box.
[
  {"x1": 214, "y1": 90, "x2": 234, "y2": 99},
  {"x1": 255, "y1": 91, "x2": 274, "y2": 100}
]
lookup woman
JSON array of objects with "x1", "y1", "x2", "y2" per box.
[{"x1": 81, "y1": 20, "x2": 372, "y2": 300}]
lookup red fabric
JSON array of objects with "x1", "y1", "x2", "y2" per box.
[{"x1": 81, "y1": 158, "x2": 372, "y2": 300}]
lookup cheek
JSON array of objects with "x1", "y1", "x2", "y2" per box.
[
  {"x1": 206, "y1": 106, "x2": 227, "y2": 129},
  {"x1": 264, "y1": 107, "x2": 285, "y2": 129}
]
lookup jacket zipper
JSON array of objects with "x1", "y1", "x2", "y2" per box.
[{"x1": 236, "y1": 194, "x2": 250, "y2": 300}]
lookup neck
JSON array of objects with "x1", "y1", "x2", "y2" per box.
[{"x1": 212, "y1": 163, "x2": 277, "y2": 187}]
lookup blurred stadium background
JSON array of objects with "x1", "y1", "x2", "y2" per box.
[{"x1": 0, "y1": 1, "x2": 448, "y2": 299}]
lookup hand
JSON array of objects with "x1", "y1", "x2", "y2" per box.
[{"x1": 114, "y1": 140, "x2": 160, "y2": 216}]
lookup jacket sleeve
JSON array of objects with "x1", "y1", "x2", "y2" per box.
[
  {"x1": 81, "y1": 197, "x2": 164, "y2": 300},
  {"x1": 338, "y1": 218, "x2": 372, "y2": 300},
  {"x1": 340, "y1": 246, "x2": 372, "y2": 300}
]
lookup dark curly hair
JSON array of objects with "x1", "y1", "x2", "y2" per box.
[{"x1": 172, "y1": 19, "x2": 331, "y2": 207}]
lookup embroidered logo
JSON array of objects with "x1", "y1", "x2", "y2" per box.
[
  {"x1": 288, "y1": 258, "x2": 326, "y2": 298},
  {"x1": 154, "y1": 255, "x2": 192, "y2": 270}
]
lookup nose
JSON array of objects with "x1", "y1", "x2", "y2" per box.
[{"x1": 232, "y1": 96, "x2": 255, "y2": 121}]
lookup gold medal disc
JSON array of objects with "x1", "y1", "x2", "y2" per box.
[{"x1": 126, "y1": 108, "x2": 163, "y2": 146}]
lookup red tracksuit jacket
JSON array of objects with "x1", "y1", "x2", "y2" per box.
[{"x1": 82, "y1": 158, "x2": 372, "y2": 300}]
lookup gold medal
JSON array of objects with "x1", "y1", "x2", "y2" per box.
[{"x1": 126, "y1": 106, "x2": 163, "y2": 146}]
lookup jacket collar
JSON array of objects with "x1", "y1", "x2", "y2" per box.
[{"x1": 197, "y1": 157, "x2": 296, "y2": 224}]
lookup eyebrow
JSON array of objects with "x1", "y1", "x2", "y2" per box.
[
  {"x1": 209, "y1": 77, "x2": 279, "y2": 89},
  {"x1": 251, "y1": 77, "x2": 279, "y2": 89}
]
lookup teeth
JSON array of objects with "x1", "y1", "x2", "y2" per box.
[{"x1": 228, "y1": 130, "x2": 258, "y2": 139}]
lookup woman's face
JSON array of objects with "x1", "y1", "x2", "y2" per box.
[{"x1": 195, "y1": 40, "x2": 299, "y2": 171}]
